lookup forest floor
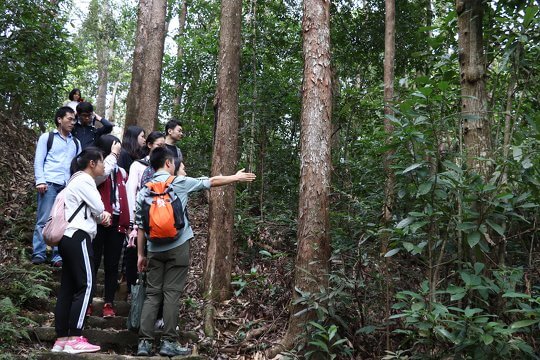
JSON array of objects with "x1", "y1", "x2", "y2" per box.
[{"x1": 0, "y1": 120, "x2": 296, "y2": 359}]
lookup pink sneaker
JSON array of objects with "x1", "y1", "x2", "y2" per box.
[
  {"x1": 51, "y1": 338, "x2": 68, "y2": 352},
  {"x1": 63, "y1": 336, "x2": 100, "y2": 354}
]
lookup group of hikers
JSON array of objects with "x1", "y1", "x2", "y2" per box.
[{"x1": 32, "y1": 89, "x2": 256, "y2": 355}]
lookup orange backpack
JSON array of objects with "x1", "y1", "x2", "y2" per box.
[{"x1": 141, "y1": 176, "x2": 184, "y2": 244}]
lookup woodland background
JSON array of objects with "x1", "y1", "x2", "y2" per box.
[{"x1": 0, "y1": 0, "x2": 539, "y2": 359}]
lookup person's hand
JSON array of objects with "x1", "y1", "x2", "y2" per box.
[
  {"x1": 235, "y1": 169, "x2": 256, "y2": 182},
  {"x1": 93, "y1": 112, "x2": 102, "y2": 122},
  {"x1": 137, "y1": 255, "x2": 148, "y2": 273},
  {"x1": 101, "y1": 211, "x2": 112, "y2": 227},
  {"x1": 36, "y1": 183, "x2": 48, "y2": 194},
  {"x1": 111, "y1": 140, "x2": 121, "y2": 156}
]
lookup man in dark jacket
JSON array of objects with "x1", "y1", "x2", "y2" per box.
[{"x1": 72, "y1": 102, "x2": 114, "y2": 149}]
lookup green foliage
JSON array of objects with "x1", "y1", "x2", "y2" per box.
[
  {"x1": 0, "y1": 297, "x2": 37, "y2": 349},
  {"x1": 0, "y1": 0, "x2": 73, "y2": 128},
  {"x1": 391, "y1": 267, "x2": 539, "y2": 359}
]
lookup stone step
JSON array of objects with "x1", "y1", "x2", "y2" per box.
[
  {"x1": 45, "y1": 298, "x2": 131, "y2": 317},
  {"x1": 50, "y1": 282, "x2": 129, "y2": 302},
  {"x1": 77, "y1": 315, "x2": 128, "y2": 330},
  {"x1": 32, "y1": 326, "x2": 138, "y2": 352},
  {"x1": 35, "y1": 352, "x2": 206, "y2": 359},
  {"x1": 32, "y1": 327, "x2": 200, "y2": 353}
]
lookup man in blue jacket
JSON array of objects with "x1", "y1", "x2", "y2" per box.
[
  {"x1": 72, "y1": 102, "x2": 113, "y2": 149},
  {"x1": 32, "y1": 107, "x2": 81, "y2": 266}
]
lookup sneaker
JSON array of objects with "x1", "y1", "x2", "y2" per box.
[
  {"x1": 159, "y1": 339, "x2": 190, "y2": 357},
  {"x1": 51, "y1": 260, "x2": 63, "y2": 268},
  {"x1": 31, "y1": 256, "x2": 46, "y2": 265},
  {"x1": 102, "y1": 303, "x2": 115, "y2": 318},
  {"x1": 137, "y1": 339, "x2": 153, "y2": 356},
  {"x1": 85, "y1": 304, "x2": 93, "y2": 317},
  {"x1": 51, "y1": 338, "x2": 68, "y2": 352},
  {"x1": 63, "y1": 336, "x2": 100, "y2": 354}
]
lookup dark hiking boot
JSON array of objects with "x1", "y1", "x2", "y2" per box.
[
  {"x1": 159, "y1": 339, "x2": 191, "y2": 356},
  {"x1": 137, "y1": 339, "x2": 153, "y2": 356}
]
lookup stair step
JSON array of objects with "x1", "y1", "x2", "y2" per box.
[
  {"x1": 35, "y1": 351, "x2": 206, "y2": 359},
  {"x1": 32, "y1": 327, "x2": 200, "y2": 353},
  {"x1": 50, "y1": 282, "x2": 129, "y2": 302},
  {"x1": 53, "y1": 268, "x2": 107, "y2": 282}
]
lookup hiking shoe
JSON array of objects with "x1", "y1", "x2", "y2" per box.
[
  {"x1": 31, "y1": 256, "x2": 46, "y2": 265},
  {"x1": 102, "y1": 303, "x2": 115, "y2": 318},
  {"x1": 159, "y1": 339, "x2": 191, "y2": 357},
  {"x1": 51, "y1": 338, "x2": 68, "y2": 352},
  {"x1": 63, "y1": 336, "x2": 100, "y2": 354},
  {"x1": 137, "y1": 339, "x2": 153, "y2": 356},
  {"x1": 85, "y1": 304, "x2": 93, "y2": 317}
]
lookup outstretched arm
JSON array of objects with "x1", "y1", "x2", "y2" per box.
[{"x1": 209, "y1": 169, "x2": 256, "y2": 187}]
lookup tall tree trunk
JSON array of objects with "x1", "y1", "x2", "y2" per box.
[
  {"x1": 173, "y1": 0, "x2": 188, "y2": 110},
  {"x1": 95, "y1": 0, "x2": 110, "y2": 116},
  {"x1": 269, "y1": 0, "x2": 332, "y2": 355},
  {"x1": 381, "y1": 0, "x2": 396, "y2": 350},
  {"x1": 202, "y1": 0, "x2": 243, "y2": 334},
  {"x1": 125, "y1": 0, "x2": 168, "y2": 135},
  {"x1": 457, "y1": 0, "x2": 492, "y2": 178},
  {"x1": 106, "y1": 80, "x2": 120, "y2": 122}
]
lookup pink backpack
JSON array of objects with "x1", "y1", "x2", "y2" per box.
[{"x1": 43, "y1": 190, "x2": 86, "y2": 246}]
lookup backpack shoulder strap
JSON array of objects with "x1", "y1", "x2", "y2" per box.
[
  {"x1": 67, "y1": 201, "x2": 87, "y2": 222},
  {"x1": 74, "y1": 137, "x2": 80, "y2": 154},
  {"x1": 165, "y1": 176, "x2": 177, "y2": 186},
  {"x1": 46, "y1": 132, "x2": 55, "y2": 154}
]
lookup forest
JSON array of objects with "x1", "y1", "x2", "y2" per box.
[{"x1": 0, "y1": 0, "x2": 539, "y2": 359}]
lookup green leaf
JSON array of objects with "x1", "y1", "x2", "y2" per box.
[
  {"x1": 403, "y1": 163, "x2": 423, "y2": 174},
  {"x1": 457, "y1": 222, "x2": 477, "y2": 231},
  {"x1": 328, "y1": 325, "x2": 337, "y2": 341},
  {"x1": 259, "y1": 250, "x2": 272, "y2": 257},
  {"x1": 434, "y1": 326, "x2": 455, "y2": 342},
  {"x1": 510, "y1": 319, "x2": 540, "y2": 329},
  {"x1": 356, "y1": 325, "x2": 376, "y2": 334},
  {"x1": 384, "y1": 248, "x2": 400, "y2": 257},
  {"x1": 467, "y1": 231, "x2": 481, "y2": 248},
  {"x1": 396, "y1": 217, "x2": 414, "y2": 229},
  {"x1": 450, "y1": 292, "x2": 466, "y2": 301},
  {"x1": 523, "y1": 6, "x2": 539, "y2": 27},
  {"x1": 464, "y1": 307, "x2": 483, "y2": 318},
  {"x1": 417, "y1": 182, "x2": 432, "y2": 196},
  {"x1": 486, "y1": 219, "x2": 504, "y2": 236},
  {"x1": 502, "y1": 292, "x2": 530, "y2": 299},
  {"x1": 474, "y1": 262, "x2": 484, "y2": 275},
  {"x1": 481, "y1": 334, "x2": 494, "y2": 345},
  {"x1": 512, "y1": 146, "x2": 523, "y2": 161}
]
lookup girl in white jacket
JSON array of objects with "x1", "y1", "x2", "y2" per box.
[{"x1": 51, "y1": 147, "x2": 112, "y2": 354}]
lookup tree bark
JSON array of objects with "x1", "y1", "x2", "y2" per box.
[
  {"x1": 125, "y1": 0, "x2": 168, "y2": 135},
  {"x1": 106, "y1": 80, "x2": 120, "y2": 122},
  {"x1": 95, "y1": 0, "x2": 110, "y2": 116},
  {"x1": 173, "y1": 0, "x2": 188, "y2": 109},
  {"x1": 203, "y1": 0, "x2": 243, "y2": 306},
  {"x1": 269, "y1": 0, "x2": 332, "y2": 355},
  {"x1": 457, "y1": 0, "x2": 492, "y2": 178},
  {"x1": 382, "y1": 0, "x2": 396, "y2": 350}
]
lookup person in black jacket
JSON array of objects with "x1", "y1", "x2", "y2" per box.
[{"x1": 72, "y1": 102, "x2": 113, "y2": 149}]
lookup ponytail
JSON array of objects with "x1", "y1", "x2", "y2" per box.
[{"x1": 70, "y1": 147, "x2": 103, "y2": 175}]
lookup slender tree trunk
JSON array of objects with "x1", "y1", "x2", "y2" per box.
[
  {"x1": 106, "y1": 80, "x2": 120, "y2": 122},
  {"x1": 173, "y1": 0, "x2": 188, "y2": 110},
  {"x1": 95, "y1": 0, "x2": 110, "y2": 116},
  {"x1": 268, "y1": 0, "x2": 332, "y2": 355},
  {"x1": 248, "y1": 0, "x2": 257, "y2": 174},
  {"x1": 457, "y1": 0, "x2": 492, "y2": 178},
  {"x1": 381, "y1": 0, "x2": 396, "y2": 351},
  {"x1": 202, "y1": 0, "x2": 243, "y2": 333},
  {"x1": 125, "y1": 0, "x2": 168, "y2": 135}
]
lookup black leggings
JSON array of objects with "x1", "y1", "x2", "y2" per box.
[
  {"x1": 93, "y1": 216, "x2": 125, "y2": 304},
  {"x1": 55, "y1": 230, "x2": 94, "y2": 338}
]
